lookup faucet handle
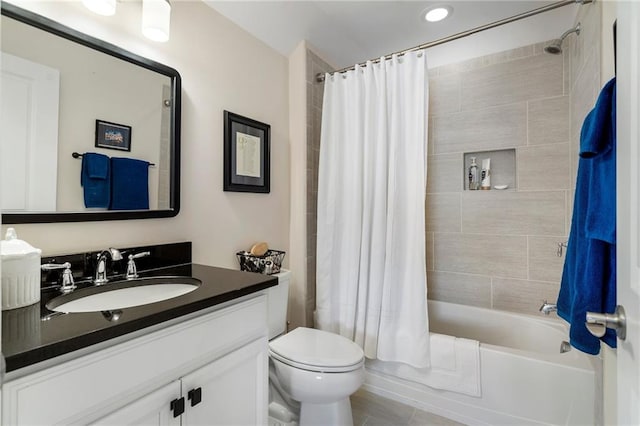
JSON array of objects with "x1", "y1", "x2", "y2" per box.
[
  {"x1": 60, "y1": 267, "x2": 76, "y2": 293},
  {"x1": 126, "y1": 251, "x2": 151, "y2": 280},
  {"x1": 41, "y1": 262, "x2": 76, "y2": 293},
  {"x1": 129, "y1": 251, "x2": 151, "y2": 260},
  {"x1": 41, "y1": 261, "x2": 71, "y2": 271}
]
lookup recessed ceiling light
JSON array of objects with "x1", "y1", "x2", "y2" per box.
[{"x1": 424, "y1": 6, "x2": 452, "y2": 23}]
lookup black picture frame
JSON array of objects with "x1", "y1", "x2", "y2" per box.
[
  {"x1": 223, "y1": 111, "x2": 270, "y2": 193},
  {"x1": 95, "y1": 119, "x2": 132, "y2": 151}
]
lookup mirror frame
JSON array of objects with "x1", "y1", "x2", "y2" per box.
[{"x1": 1, "y1": 3, "x2": 181, "y2": 224}]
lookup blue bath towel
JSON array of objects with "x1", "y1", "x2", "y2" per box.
[
  {"x1": 110, "y1": 157, "x2": 150, "y2": 210},
  {"x1": 558, "y1": 78, "x2": 616, "y2": 355},
  {"x1": 81, "y1": 152, "x2": 110, "y2": 208}
]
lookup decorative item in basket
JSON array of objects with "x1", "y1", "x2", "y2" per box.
[{"x1": 237, "y1": 249, "x2": 285, "y2": 275}]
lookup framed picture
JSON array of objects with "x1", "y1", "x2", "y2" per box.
[
  {"x1": 223, "y1": 111, "x2": 270, "y2": 193},
  {"x1": 95, "y1": 119, "x2": 132, "y2": 152}
]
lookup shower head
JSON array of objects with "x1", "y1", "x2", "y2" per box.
[
  {"x1": 544, "y1": 22, "x2": 581, "y2": 55},
  {"x1": 544, "y1": 40, "x2": 563, "y2": 55}
]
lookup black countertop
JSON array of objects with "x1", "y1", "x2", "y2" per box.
[{"x1": 2, "y1": 264, "x2": 277, "y2": 372}]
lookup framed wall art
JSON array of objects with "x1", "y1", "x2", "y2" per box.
[
  {"x1": 95, "y1": 119, "x2": 132, "y2": 151},
  {"x1": 223, "y1": 111, "x2": 270, "y2": 193}
]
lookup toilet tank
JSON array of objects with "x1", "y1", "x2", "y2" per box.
[{"x1": 267, "y1": 269, "x2": 290, "y2": 340}]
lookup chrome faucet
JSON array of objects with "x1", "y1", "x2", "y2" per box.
[
  {"x1": 539, "y1": 300, "x2": 557, "y2": 315},
  {"x1": 95, "y1": 248, "x2": 123, "y2": 285}
]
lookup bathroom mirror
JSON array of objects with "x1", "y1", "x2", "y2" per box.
[{"x1": 0, "y1": 3, "x2": 181, "y2": 223}]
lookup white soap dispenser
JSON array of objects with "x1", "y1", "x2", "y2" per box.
[{"x1": 1, "y1": 228, "x2": 42, "y2": 309}]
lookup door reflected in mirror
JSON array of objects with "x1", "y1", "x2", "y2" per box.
[{"x1": 0, "y1": 3, "x2": 181, "y2": 223}]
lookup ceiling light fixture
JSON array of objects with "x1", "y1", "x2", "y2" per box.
[
  {"x1": 82, "y1": 0, "x2": 116, "y2": 16},
  {"x1": 142, "y1": 0, "x2": 171, "y2": 43},
  {"x1": 424, "y1": 6, "x2": 452, "y2": 23}
]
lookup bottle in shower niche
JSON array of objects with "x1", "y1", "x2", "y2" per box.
[
  {"x1": 481, "y1": 158, "x2": 491, "y2": 190},
  {"x1": 468, "y1": 157, "x2": 479, "y2": 190}
]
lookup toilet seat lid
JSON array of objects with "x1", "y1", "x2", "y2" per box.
[{"x1": 269, "y1": 327, "x2": 364, "y2": 371}]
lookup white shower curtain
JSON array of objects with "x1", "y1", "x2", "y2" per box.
[{"x1": 316, "y1": 51, "x2": 430, "y2": 368}]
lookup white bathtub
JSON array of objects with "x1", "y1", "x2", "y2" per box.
[{"x1": 363, "y1": 300, "x2": 598, "y2": 426}]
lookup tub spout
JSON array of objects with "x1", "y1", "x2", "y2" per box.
[{"x1": 539, "y1": 301, "x2": 557, "y2": 315}]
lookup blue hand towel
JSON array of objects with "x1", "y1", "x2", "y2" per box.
[
  {"x1": 110, "y1": 157, "x2": 150, "y2": 210},
  {"x1": 80, "y1": 152, "x2": 110, "y2": 208},
  {"x1": 558, "y1": 78, "x2": 616, "y2": 355},
  {"x1": 581, "y1": 79, "x2": 617, "y2": 244}
]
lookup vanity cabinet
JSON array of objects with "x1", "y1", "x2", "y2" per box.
[
  {"x1": 93, "y1": 338, "x2": 267, "y2": 425},
  {"x1": 2, "y1": 295, "x2": 269, "y2": 425}
]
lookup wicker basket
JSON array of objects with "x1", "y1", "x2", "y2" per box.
[{"x1": 236, "y1": 249, "x2": 285, "y2": 275}]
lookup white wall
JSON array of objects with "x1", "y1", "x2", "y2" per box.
[
  {"x1": 1, "y1": 0, "x2": 290, "y2": 268},
  {"x1": 287, "y1": 40, "x2": 307, "y2": 330},
  {"x1": 424, "y1": 6, "x2": 578, "y2": 69}
]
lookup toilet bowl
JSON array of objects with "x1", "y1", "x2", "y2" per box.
[{"x1": 267, "y1": 271, "x2": 365, "y2": 426}]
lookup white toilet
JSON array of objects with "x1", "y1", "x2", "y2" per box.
[{"x1": 267, "y1": 270, "x2": 365, "y2": 426}]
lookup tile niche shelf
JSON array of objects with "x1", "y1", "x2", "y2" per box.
[{"x1": 463, "y1": 148, "x2": 516, "y2": 191}]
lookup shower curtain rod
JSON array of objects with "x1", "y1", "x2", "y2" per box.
[{"x1": 316, "y1": 0, "x2": 592, "y2": 82}]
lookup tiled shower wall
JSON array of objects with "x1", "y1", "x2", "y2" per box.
[
  {"x1": 305, "y1": 48, "x2": 333, "y2": 327},
  {"x1": 425, "y1": 42, "x2": 572, "y2": 315},
  {"x1": 567, "y1": 2, "x2": 604, "y2": 209}
]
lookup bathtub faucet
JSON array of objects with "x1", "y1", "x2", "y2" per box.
[{"x1": 539, "y1": 301, "x2": 557, "y2": 315}]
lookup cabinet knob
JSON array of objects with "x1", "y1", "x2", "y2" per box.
[
  {"x1": 170, "y1": 397, "x2": 185, "y2": 417},
  {"x1": 188, "y1": 387, "x2": 202, "y2": 407}
]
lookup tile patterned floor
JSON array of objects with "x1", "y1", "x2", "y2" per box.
[{"x1": 351, "y1": 389, "x2": 466, "y2": 426}]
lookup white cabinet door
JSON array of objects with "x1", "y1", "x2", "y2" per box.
[
  {"x1": 91, "y1": 380, "x2": 181, "y2": 426},
  {"x1": 181, "y1": 338, "x2": 268, "y2": 426}
]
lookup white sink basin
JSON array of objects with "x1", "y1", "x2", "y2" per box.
[{"x1": 46, "y1": 276, "x2": 201, "y2": 313}]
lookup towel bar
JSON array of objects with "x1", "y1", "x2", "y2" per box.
[{"x1": 72, "y1": 152, "x2": 155, "y2": 167}]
